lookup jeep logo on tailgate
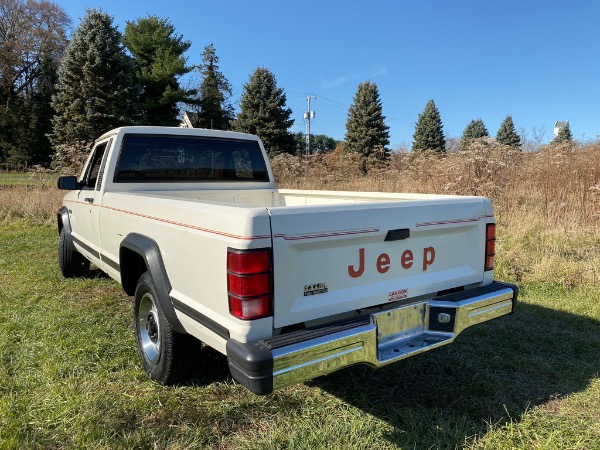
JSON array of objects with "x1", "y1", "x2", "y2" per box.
[{"x1": 348, "y1": 246, "x2": 436, "y2": 278}]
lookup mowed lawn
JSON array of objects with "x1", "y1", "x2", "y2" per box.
[{"x1": 1, "y1": 221, "x2": 599, "y2": 449}]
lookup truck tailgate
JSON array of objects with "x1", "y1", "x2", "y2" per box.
[{"x1": 268, "y1": 198, "x2": 491, "y2": 328}]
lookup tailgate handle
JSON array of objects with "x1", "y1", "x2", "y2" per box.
[{"x1": 385, "y1": 228, "x2": 410, "y2": 241}]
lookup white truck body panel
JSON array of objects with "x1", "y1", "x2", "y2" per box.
[
  {"x1": 269, "y1": 194, "x2": 491, "y2": 328},
  {"x1": 57, "y1": 126, "x2": 515, "y2": 394}
]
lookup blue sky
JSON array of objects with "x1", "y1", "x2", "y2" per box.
[{"x1": 57, "y1": 0, "x2": 599, "y2": 147}]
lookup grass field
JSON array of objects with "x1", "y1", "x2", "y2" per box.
[
  {"x1": 0, "y1": 221, "x2": 598, "y2": 449},
  {"x1": 0, "y1": 172, "x2": 58, "y2": 187},
  {"x1": 0, "y1": 141, "x2": 599, "y2": 449}
]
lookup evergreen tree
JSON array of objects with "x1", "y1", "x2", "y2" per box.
[
  {"x1": 231, "y1": 67, "x2": 295, "y2": 156},
  {"x1": 312, "y1": 134, "x2": 337, "y2": 154},
  {"x1": 293, "y1": 132, "x2": 337, "y2": 155},
  {"x1": 51, "y1": 9, "x2": 135, "y2": 169},
  {"x1": 495, "y1": 115, "x2": 521, "y2": 148},
  {"x1": 552, "y1": 122, "x2": 573, "y2": 144},
  {"x1": 344, "y1": 81, "x2": 390, "y2": 160},
  {"x1": 123, "y1": 15, "x2": 194, "y2": 126},
  {"x1": 193, "y1": 43, "x2": 234, "y2": 130},
  {"x1": 412, "y1": 99, "x2": 446, "y2": 153},
  {"x1": 462, "y1": 119, "x2": 489, "y2": 140}
]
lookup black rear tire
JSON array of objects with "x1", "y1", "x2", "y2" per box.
[
  {"x1": 134, "y1": 271, "x2": 200, "y2": 384},
  {"x1": 58, "y1": 227, "x2": 89, "y2": 277}
]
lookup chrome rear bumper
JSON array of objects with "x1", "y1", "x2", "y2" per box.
[{"x1": 226, "y1": 282, "x2": 517, "y2": 394}]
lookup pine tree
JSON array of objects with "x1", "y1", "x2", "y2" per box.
[
  {"x1": 462, "y1": 119, "x2": 489, "y2": 140},
  {"x1": 195, "y1": 43, "x2": 234, "y2": 130},
  {"x1": 231, "y1": 67, "x2": 295, "y2": 156},
  {"x1": 293, "y1": 132, "x2": 337, "y2": 155},
  {"x1": 51, "y1": 9, "x2": 135, "y2": 169},
  {"x1": 552, "y1": 122, "x2": 573, "y2": 144},
  {"x1": 412, "y1": 99, "x2": 446, "y2": 153},
  {"x1": 344, "y1": 81, "x2": 390, "y2": 162},
  {"x1": 495, "y1": 115, "x2": 521, "y2": 148},
  {"x1": 123, "y1": 15, "x2": 194, "y2": 126}
]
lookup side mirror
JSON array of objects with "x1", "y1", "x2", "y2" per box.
[{"x1": 57, "y1": 176, "x2": 80, "y2": 190}]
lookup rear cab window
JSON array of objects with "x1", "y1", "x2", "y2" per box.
[{"x1": 113, "y1": 134, "x2": 270, "y2": 183}]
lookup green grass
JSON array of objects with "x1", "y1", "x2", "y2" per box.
[
  {"x1": 1, "y1": 221, "x2": 599, "y2": 449},
  {"x1": 0, "y1": 172, "x2": 58, "y2": 187}
]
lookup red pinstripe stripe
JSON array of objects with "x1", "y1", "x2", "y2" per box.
[
  {"x1": 416, "y1": 215, "x2": 494, "y2": 227},
  {"x1": 274, "y1": 228, "x2": 379, "y2": 240},
  {"x1": 64, "y1": 199, "x2": 270, "y2": 241}
]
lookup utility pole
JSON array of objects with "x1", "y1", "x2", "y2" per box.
[{"x1": 303, "y1": 96, "x2": 316, "y2": 156}]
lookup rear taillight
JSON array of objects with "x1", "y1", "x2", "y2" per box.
[
  {"x1": 485, "y1": 223, "x2": 496, "y2": 271},
  {"x1": 227, "y1": 248, "x2": 272, "y2": 320}
]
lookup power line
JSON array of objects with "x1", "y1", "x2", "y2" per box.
[
  {"x1": 316, "y1": 94, "x2": 418, "y2": 127},
  {"x1": 239, "y1": 87, "x2": 464, "y2": 136},
  {"x1": 311, "y1": 124, "x2": 345, "y2": 136}
]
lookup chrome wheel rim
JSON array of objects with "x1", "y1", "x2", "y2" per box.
[{"x1": 138, "y1": 292, "x2": 161, "y2": 364}]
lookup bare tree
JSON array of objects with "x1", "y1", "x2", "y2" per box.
[
  {"x1": 531, "y1": 125, "x2": 547, "y2": 148},
  {"x1": 518, "y1": 126, "x2": 535, "y2": 152},
  {"x1": 445, "y1": 137, "x2": 460, "y2": 153},
  {"x1": 0, "y1": 0, "x2": 70, "y2": 106}
]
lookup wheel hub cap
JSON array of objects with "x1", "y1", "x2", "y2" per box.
[
  {"x1": 146, "y1": 314, "x2": 158, "y2": 343},
  {"x1": 138, "y1": 293, "x2": 161, "y2": 364}
]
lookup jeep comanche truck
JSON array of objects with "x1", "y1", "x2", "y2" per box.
[{"x1": 56, "y1": 126, "x2": 517, "y2": 394}]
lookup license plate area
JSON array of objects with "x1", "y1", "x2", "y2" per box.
[{"x1": 373, "y1": 303, "x2": 454, "y2": 363}]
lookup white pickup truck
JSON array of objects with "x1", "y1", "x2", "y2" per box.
[{"x1": 56, "y1": 126, "x2": 517, "y2": 394}]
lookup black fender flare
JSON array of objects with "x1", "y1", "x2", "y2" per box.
[
  {"x1": 120, "y1": 233, "x2": 186, "y2": 334},
  {"x1": 57, "y1": 206, "x2": 74, "y2": 246}
]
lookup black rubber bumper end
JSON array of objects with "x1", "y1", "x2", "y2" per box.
[{"x1": 226, "y1": 339, "x2": 274, "y2": 395}]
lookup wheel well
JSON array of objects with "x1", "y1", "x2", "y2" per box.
[{"x1": 120, "y1": 247, "x2": 148, "y2": 296}]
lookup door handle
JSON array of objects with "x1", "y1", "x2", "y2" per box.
[
  {"x1": 385, "y1": 228, "x2": 410, "y2": 241},
  {"x1": 84, "y1": 198, "x2": 94, "y2": 204}
]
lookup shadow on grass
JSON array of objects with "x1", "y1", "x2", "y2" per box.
[
  {"x1": 306, "y1": 300, "x2": 600, "y2": 448},
  {"x1": 84, "y1": 268, "x2": 110, "y2": 279},
  {"x1": 182, "y1": 344, "x2": 232, "y2": 388}
]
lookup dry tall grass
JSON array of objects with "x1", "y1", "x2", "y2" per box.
[
  {"x1": 1, "y1": 139, "x2": 598, "y2": 286},
  {"x1": 272, "y1": 139, "x2": 600, "y2": 229},
  {"x1": 272, "y1": 140, "x2": 600, "y2": 287},
  {"x1": 0, "y1": 185, "x2": 63, "y2": 224}
]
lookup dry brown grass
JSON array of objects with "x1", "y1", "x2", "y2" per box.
[
  {"x1": 272, "y1": 140, "x2": 600, "y2": 287},
  {"x1": 0, "y1": 184, "x2": 63, "y2": 224},
  {"x1": 273, "y1": 140, "x2": 600, "y2": 228}
]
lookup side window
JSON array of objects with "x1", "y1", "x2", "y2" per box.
[
  {"x1": 95, "y1": 139, "x2": 111, "y2": 191},
  {"x1": 83, "y1": 142, "x2": 108, "y2": 190}
]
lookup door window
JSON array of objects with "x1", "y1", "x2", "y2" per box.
[{"x1": 82, "y1": 142, "x2": 108, "y2": 190}]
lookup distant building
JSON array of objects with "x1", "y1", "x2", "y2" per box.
[
  {"x1": 554, "y1": 121, "x2": 569, "y2": 137},
  {"x1": 179, "y1": 111, "x2": 200, "y2": 128}
]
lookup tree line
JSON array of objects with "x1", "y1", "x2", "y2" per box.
[
  {"x1": 0, "y1": 1, "x2": 574, "y2": 172},
  {"x1": 0, "y1": 4, "x2": 297, "y2": 170}
]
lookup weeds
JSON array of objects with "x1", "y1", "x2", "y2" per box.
[
  {"x1": 271, "y1": 140, "x2": 600, "y2": 290},
  {"x1": 273, "y1": 140, "x2": 600, "y2": 230}
]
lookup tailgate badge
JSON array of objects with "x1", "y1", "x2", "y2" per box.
[
  {"x1": 388, "y1": 289, "x2": 408, "y2": 302},
  {"x1": 304, "y1": 283, "x2": 328, "y2": 296}
]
